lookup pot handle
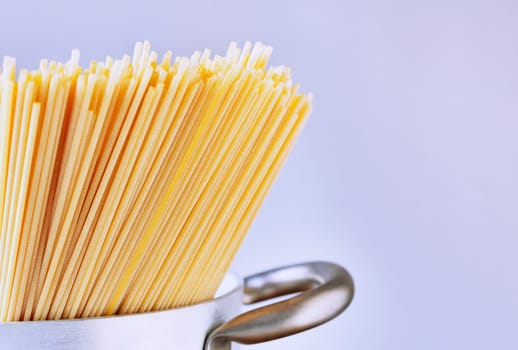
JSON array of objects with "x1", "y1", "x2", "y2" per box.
[{"x1": 205, "y1": 261, "x2": 354, "y2": 350}]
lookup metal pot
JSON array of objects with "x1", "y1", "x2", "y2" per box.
[{"x1": 0, "y1": 261, "x2": 354, "y2": 349}]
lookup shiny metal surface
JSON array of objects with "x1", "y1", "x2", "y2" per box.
[
  {"x1": 0, "y1": 261, "x2": 354, "y2": 349},
  {"x1": 205, "y1": 261, "x2": 354, "y2": 350}
]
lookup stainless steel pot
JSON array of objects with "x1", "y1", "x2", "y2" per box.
[{"x1": 0, "y1": 261, "x2": 354, "y2": 349}]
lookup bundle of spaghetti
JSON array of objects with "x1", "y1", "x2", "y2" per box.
[{"x1": 0, "y1": 41, "x2": 312, "y2": 322}]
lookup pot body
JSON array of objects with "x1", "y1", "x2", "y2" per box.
[
  {"x1": 0, "y1": 274, "x2": 243, "y2": 350},
  {"x1": 0, "y1": 261, "x2": 355, "y2": 350}
]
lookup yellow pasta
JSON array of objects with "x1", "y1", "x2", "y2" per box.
[{"x1": 0, "y1": 41, "x2": 312, "y2": 322}]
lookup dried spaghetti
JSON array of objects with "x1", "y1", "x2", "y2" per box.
[{"x1": 0, "y1": 41, "x2": 311, "y2": 322}]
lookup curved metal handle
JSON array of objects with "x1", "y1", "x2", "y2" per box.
[{"x1": 205, "y1": 261, "x2": 354, "y2": 350}]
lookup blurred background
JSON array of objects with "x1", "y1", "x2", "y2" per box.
[{"x1": 2, "y1": 0, "x2": 518, "y2": 348}]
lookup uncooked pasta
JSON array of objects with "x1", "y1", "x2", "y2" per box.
[{"x1": 0, "y1": 41, "x2": 311, "y2": 322}]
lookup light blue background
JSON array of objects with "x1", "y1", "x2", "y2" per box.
[{"x1": 2, "y1": 1, "x2": 517, "y2": 349}]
